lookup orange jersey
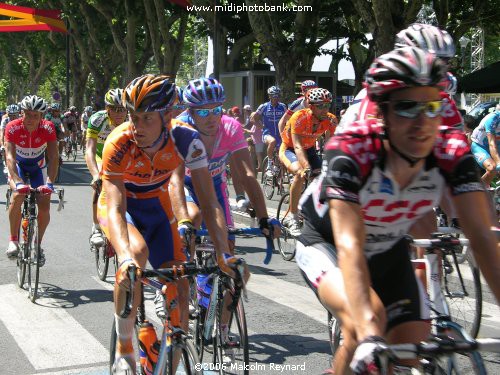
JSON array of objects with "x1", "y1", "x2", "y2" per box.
[
  {"x1": 100, "y1": 120, "x2": 208, "y2": 199},
  {"x1": 282, "y1": 108, "x2": 337, "y2": 149}
]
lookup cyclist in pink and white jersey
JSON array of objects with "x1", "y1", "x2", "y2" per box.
[{"x1": 178, "y1": 77, "x2": 280, "y2": 248}]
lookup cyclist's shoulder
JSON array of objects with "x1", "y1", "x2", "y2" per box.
[
  {"x1": 5, "y1": 118, "x2": 23, "y2": 133},
  {"x1": 433, "y1": 126, "x2": 471, "y2": 164},
  {"x1": 290, "y1": 108, "x2": 312, "y2": 124},
  {"x1": 288, "y1": 96, "x2": 305, "y2": 110},
  {"x1": 326, "y1": 119, "x2": 383, "y2": 158},
  {"x1": 89, "y1": 110, "x2": 108, "y2": 126}
]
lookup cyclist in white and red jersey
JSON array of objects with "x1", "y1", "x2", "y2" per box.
[
  {"x1": 296, "y1": 47, "x2": 500, "y2": 374},
  {"x1": 63, "y1": 105, "x2": 79, "y2": 147},
  {"x1": 278, "y1": 80, "x2": 318, "y2": 134},
  {"x1": 4, "y1": 95, "x2": 58, "y2": 263}
]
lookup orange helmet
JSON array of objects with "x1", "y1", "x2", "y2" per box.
[{"x1": 122, "y1": 74, "x2": 177, "y2": 112}]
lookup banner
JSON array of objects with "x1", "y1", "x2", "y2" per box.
[{"x1": 0, "y1": 2, "x2": 66, "y2": 33}]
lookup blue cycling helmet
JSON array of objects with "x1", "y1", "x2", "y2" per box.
[
  {"x1": 50, "y1": 103, "x2": 62, "y2": 111},
  {"x1": 183, "y1": 77, "x2": 226, "y2": 107},
  {"x1": 175, "y1": 86, "x2": 185, "y2": 105},
  {"x1": 267, "y1": 86, "x2": 281, "y2": 97}
]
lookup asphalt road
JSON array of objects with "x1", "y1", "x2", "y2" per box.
[{"x1": 0, "y1": 154, "x2": 498, "y2": 374}]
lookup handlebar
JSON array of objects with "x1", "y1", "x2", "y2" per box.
[{"x1": 196, "y1": 227, "x2": 275, "y2": 265}]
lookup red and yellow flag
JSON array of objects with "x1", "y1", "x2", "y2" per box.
[{"x1": 0, "y1": 2, "x2": 66, "y2": 33}]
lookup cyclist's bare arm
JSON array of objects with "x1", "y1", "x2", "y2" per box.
[
  {"x1": 85, "y1": 138, "x2": 100, "y2": 181},
  {"x1": 46, "y1": 140, "x2": 59, "y2": 183},
  {"x1": 169, "y1": 164, "x2": 190, "y2": 222},
  {"x1": 190, "y1": 166, "x2": 231, "y2": 259},
  {"x1": 487, "y1": 133, "x2": 500, "y2": 164},
  {"x1": 278, "y1": 112, "x2": 291, "y2": 134},
  {"x1": 230, "y1": 149, "x2": 268, "y2": 218},
  {"x1": 6, "y1": 142, "x2": 22, "y2": 186},
  {"x1": 329, "y1": 199, "x2": 382, "y2": 339},
  {"x1": 454, "y1": 190, "x2": 500, "y2": 303},
  {"x1": 103, "y1": 179, "x2": 134, "y2": 263},
  {"x1": 291, "y1": 133, "x2": 310, "y2": 170}
]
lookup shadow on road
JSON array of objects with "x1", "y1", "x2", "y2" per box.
[{"x1": 33, "y1": 283, "x2": 113, "y2": 308}]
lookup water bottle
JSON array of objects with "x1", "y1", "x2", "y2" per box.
[
  {"x1": 138, "y1": 321, "x2": 158, "y2": 374},
  {"x1": 21, "y1": 217, "x2": 29, "y2": 242},
  {"x1": 196, "y1": 273, "x2": 213, "y2": 309}
]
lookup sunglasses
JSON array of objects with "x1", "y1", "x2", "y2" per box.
[
  {"x1": 172, "y1": 105, "x2": 186, "y2": 110},
  {"x1": 390, "y1": 100, "x2": 443, "y2": 119},
  {"x1": 312, "y1": 103, "x2": 330, "y2": 110},
  {"x1": 108, "y1": 106, "x2": 127, "y2": 113},
  {"x1": 193, "y1": 105, "x2": 223, "y2": 118}
]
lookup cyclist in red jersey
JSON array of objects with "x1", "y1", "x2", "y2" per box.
[{"x1": 4, "y1": 95, "x2": 58, "y2": 264}]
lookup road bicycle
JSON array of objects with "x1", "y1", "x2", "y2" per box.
[
  {"x1": 260, "y1": 154, "x2": 290, "y2": 200},
  {"x1": 65, "y1": 136, "x2": 78, "y2": 162},
  {"x1": 190, "y1": 227, "x2": 273, "y2": 374},
  {"x1": 16, "y1": 181, "x2": 64, "y2": 303},
  {"x1": 91, "y1": 233, "x2": 118, "y2": 281},
  {"x1": 326, "y1": 233, "x2": 486, "y2": 372},
  {"x1": 109, "y1": 262, "x2": 215, "y2": 374}
]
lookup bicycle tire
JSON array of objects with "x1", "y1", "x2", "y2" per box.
[
  {"x1": 95, "y1": 241, "x2": 110, "y2": 281},
  {"x1": 17, "y1": 240, "x2": 28, "y2": 289},
  {"x1": 5, "y1": 188, "x2": 11, "y2": 210},
  {"x1": 27, "y1": 216, "x2": 40, "y2": 302},
  {"x1": 431, "y1": 321, "x2": 486, "y2": 375},
  {"x1": 73, "y1": 141, "x2": 77, "y2": 161},
  {"x1": 444, "y1": 251, "x2": 482, "y2": 338},
  {"x1": 164, "y1": 338, "x2": 202, "y2": 375},
  {"x1": 263, "y1": 174, "x2": 275, "y2": 200},
  {"x1": 276, "y1": 192, "x2": 296, "y2": 261},
  {"x1": 260, "y1": 156, "x2": 268, "y2": 184},
  {"x1": 109, "y1": 318, "x2": 144, "y2": 374},
  {"x1": 215, "y1": 289, "x2": 249, "y2": 375},
  {"x1": 327, "y1": 312, "x2": 342, "y2": 358}
]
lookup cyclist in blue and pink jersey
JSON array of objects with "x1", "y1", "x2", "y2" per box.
[
  {"x1": 178, "y1": 77, "x2": 280, "y2": 250},
  {"x1": 254, "y1": 86, "x2": 287, "y2": 175},
  {"x1": 278, "y1": 79, "x2": 318, "y2": 134},
  {"x1": 4, "y1": 95, "x2": 58, "y2": 263},
  {"x1": 471, "y1": 104, "x2": 500, "y2": 185}
]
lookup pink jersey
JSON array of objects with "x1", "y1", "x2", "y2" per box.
[
  {"x1": 5, "y1": 118, "x2": 57, "y2": 168},
  {"x1": 184, "y1": 114, "x2": 247, "y2": 186},
  {"x1": 250, "y1": 124, "x2": 263, "y2": 145}
]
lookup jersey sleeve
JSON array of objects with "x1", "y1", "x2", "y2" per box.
[
  {"x1": 86, "y1": 112, "x2": 104, "y2": 139},
  {"x1": 440, "y1": 92, "x2": 463, "y2": 128},
  {"x1": 483, "y1": 113, "x2": 497, "y2": 134},
  {"x1": 256, "y1": 104, "x2": 265, "y2": 115},
  {"x1": 42, "y1": 121, "x2": 57, "y2": 141},
  {"x1": 224, "y1": 117, "x2": 248, "y2": 153},
  {"x1": 170, "y1": 120, "x2": 208, "y2": 170},
  {"x1": 101, "y1": 133, "x2": 131, "y2": 180},
  {"x1": 434, "y1": 128, "x2": 484, "y2": 196}
]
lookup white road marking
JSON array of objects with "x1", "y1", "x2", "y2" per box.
[{"x1": 0, "y1": 284, "x2": 108, "y2": 370}]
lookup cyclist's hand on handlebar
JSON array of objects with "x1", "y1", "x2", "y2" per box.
[
  {"x1": 37, "y1": 183, "x2": 54, "y2": 195},
  {"x1": 115, "y1": 258, "x2": 138, "y2": 292},
  {"x1": 259, "y1": 217, "x2": 281, "y2": 238},
  {"x1": 350, "y1": 335, "x2": 385, "y2": 375},
  {"x1": 217, "y1": 255, "x2": 249, "y2": 283},
  {"x1": 15, "y1": 182, "x2": 31, "y2": 194},
  {"x1": 300, "y1": 168, "x2": 311, "y2": 179}
]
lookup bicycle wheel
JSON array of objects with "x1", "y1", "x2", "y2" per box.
[
  {"x1": 72, "y1": 142, "x2": 77, "y2": 161},
  {"x1": 95, "y1": 240, "x2": 110, "y2": 281},
  {"x1": 262, "y1": 174, "x2": 275, "y2": 200},
  {"x1": 431, "y1": 321, "x2": 486, "y2": 375},
  {"x1": 443, "y1": 252, "x2": 482, "y2": 338},
  {"x1": 5, "y1": 188, "x2": 11, "y2": 210},
  {"x1": 109, "y1": 318, "x2": 143, "y2": 374},
  {"x1": 27, "y1": 217, "x2": 41, "y2": 302},
  {"x1": 215, "y1": 290, "x2": 249, "y2": 375},
  {"x1": 17, "y1": 236, "x2": 28, "y2": 289},
  {"x1": 276, "y1": 193, "x2": 296, "y2": 261},
  {"x1": 165, "y1": 339, "x2": 202, "y2": 375},
  {"x1": 260, "y1": 156, "x2": 268, "y2": 184},
  {"x1": 327, "y1": 312, "x2": 342, "y2": 357},
  {"x1": 65, "y1": 143, "x2": 71, "y2": 160}
]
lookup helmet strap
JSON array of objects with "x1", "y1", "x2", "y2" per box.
[{"x1": 384, "y1": 127, "x2": 422, "y2": 168}]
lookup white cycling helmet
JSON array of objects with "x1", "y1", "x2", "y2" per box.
[
  {"x1": 20, "y1": 95, "x2": 47, "y2": 112},
  {"x1": 395, "y1": 23, "x2": 456, "y2": 58}
]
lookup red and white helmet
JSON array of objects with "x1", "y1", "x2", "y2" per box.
[
  {"x1": 306, "y1": 88, "x2": 332, "y2": 104},
  {"x1": 365, "y1": 46, "x2": 447, "y2": 103}
]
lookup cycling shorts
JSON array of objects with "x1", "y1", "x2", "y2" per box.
[
  {"x1": 97, "y1": 192, "x2": 185, "y2": 268},
  {"x1": 471, "y1": 141, "x2": 492, "y2": 167},
  {"x1": 262, "y1": 133, "x2": 282, "y2": 147},
  {"x1": 14, "y1": 163, "x2": 47, "y2": 189},
  {"x1": 295, "y1": 237, "x2": 429, "y2": 332},
  {"x1": 66, "y1": 123, "x2": 78, "y2": 133},
  {"x1": 184, "y1": 182, "x2": 235, "y2": 241},
  {"x1": 278, "y1": 144, "x2": 322, "y2": 172}
]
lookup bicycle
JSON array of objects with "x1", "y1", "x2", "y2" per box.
[
  {"x1": 92, "y1": 233, "x2": 118, "y2": 281},
  {"x1": 16, "y1": 181, "x2": 64, "y2": 302},
  {"x1": 276, "y1": 170, "x2": 316, "y2": 261},
  {"x1": 110, "y1": 262, "x2": 214, "y2": 374},
  {"x1": 190, "y1": 227, "x2": 273, "y2": 374},
  {"x1": 65, "y1": 136, "x2": 78, "y2": 162},
  {"x1": 260, "y1": 153, "x2": 290, "y2": 200}
]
